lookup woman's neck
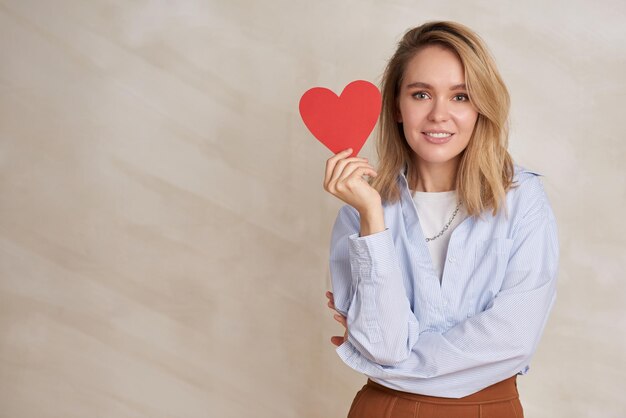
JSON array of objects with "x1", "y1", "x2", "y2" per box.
[{"x1": 410, "y1": 159, "x2": 458, "y2": 192}]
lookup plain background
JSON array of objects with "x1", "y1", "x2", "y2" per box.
[{"x1": 1, "y1": 0, "x2": 625, "y2": 417}]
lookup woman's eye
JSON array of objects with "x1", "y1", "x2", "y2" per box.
[
  {"x1": 454, "y1": 94, "x2": 469, "y2": 102},
  {"x1": 412, "y1": 91, "x2": 429, "y2": 99}
]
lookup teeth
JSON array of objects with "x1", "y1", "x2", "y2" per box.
[{"x1": 426, "y1": 132, "x2": 452, "y2": 138}]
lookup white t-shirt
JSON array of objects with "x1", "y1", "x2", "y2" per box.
[{"x1": 411, "y1": 189, "x2": 468, "y2": 283}]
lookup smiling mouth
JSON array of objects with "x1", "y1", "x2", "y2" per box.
[
  {"x1": 422, "y1": 132, "x2": 455, "y2": 144},
  {"x1": 423, "y1": 132, "x2": 454, "y2": 138}
]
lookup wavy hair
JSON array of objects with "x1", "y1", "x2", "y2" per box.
[{"x1": 370, "y1": 21, "x2": 516, "y2": 219}]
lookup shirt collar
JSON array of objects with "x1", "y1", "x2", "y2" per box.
[
  {"x1": 392, "y1": 162, "x2": 540, "y2": 252},
  {"x1": 397, "y1": 163, "x2": 542, "y2": 186}
]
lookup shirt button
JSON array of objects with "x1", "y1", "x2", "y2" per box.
[{"x1": 448, "y1": 256, "x2": 456, "y2": 263}]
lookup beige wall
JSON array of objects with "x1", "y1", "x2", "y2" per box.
[{"x1": 0, "y1": 1, "x2": 624, "y2": 417}]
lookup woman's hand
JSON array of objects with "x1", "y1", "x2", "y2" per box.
[
  {"x1": 326, "y1": 290, "x2": 348, "y2": 346},
  {"x1": 323, "y1": 148, "x2": 381, "y2": 214}
]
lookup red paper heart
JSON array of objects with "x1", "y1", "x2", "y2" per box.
[{"x1": 299, "y1": 80, "x2": 382, "y2": 157}]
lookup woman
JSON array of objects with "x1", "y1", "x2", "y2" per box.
[{"x1": 323, "y1": 21, "x2": 559, "y2": 418}]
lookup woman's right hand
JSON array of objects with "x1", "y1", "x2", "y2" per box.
[{"x1": 323, "y1": 148, "x2": 381, "y2": 214}]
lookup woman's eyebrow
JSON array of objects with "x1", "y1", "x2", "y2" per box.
[{"x1": 405, "y1": 81, "x2": 467, "y2": 90}]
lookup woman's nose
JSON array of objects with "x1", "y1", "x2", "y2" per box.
[{"x1": 427, "y1": 99, "x2": 450, "y2": 122}]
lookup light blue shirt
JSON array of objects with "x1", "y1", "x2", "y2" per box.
[{"x1": 329, "y1": 164, "x2": 559, "y2": 398}]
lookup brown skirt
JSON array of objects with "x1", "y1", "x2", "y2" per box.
[{"x1": 347, "y1": 375, "x2": 523, "y2": 418}]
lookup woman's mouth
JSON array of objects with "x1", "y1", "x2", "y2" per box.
[{"x1": 422, "y1": 132, "x2": 454, "y2": 144}]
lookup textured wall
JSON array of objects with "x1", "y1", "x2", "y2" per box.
[{"x1": 0, "y1": 1, "x2": 624, "y2": 417}]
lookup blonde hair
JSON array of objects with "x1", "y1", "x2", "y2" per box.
[{"x1": 370, "y1": 21, "x2": 517, "y2": 219}]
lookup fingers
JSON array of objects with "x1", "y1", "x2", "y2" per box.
[
  {"x1": 330, "y1": 336, "x2": 344, "y2": 347},
  {"x1": 325, "y1": 149, "x2": 354, "y2": 180},
  {"x1": 333, "y1": 313, "x2": 347, "y2": 328},
  {"x1": 326, "y1": 290, "x2": 347, "y2": 346},
  {"x1": 325, "y1": 291, "x2": 335, "y2": 310},
  {"x1": 326, "y1": 159, "x2": 373, "y2": 191},
  {"x1": 336, "y1": 165, "x2": 378, "y2": 192},
  {"x1": 324, "y1": 148, "x2": 371, "y2": 191},
  {"x1": 324, "y1": 148, "x2": 354, "y2": 189},
  {"x1": 329, "y1": 161, "x2": 376, "y2": 191}
]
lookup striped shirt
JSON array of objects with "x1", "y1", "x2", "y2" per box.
[{"x1": 328, "y1": 164, "x2": 559, "y2": 398}]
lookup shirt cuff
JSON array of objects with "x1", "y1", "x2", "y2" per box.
[
  {"x1": 348, "y1": 228, "x2": 397, "y2": 284},
  {"x1": 336, "y1": 339, "x2": 365, "y2": 372}
]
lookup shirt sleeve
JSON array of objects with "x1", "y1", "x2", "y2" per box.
[
  {"x1": 334, "y1": 176, "x2": 560, "y2": 397},
  {"x1": 329, "y1": 204, "x2": 421, "y2": 366}
]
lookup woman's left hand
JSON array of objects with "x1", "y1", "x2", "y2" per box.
[{"x1": 326, "y1": 291, "x2": 348, "y2": 346}]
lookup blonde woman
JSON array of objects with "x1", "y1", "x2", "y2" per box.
[{"x1": 324, "y1": 21, "x2": 559, "y2": 418}]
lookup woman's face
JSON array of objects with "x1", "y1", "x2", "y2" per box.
[{"x1": 397, "y1": 45, "x2": 478, "y2": 167}]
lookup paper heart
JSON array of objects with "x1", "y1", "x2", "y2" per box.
[{"x1": 299, "y1": 80, "x2": 381, "y2": 157}]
